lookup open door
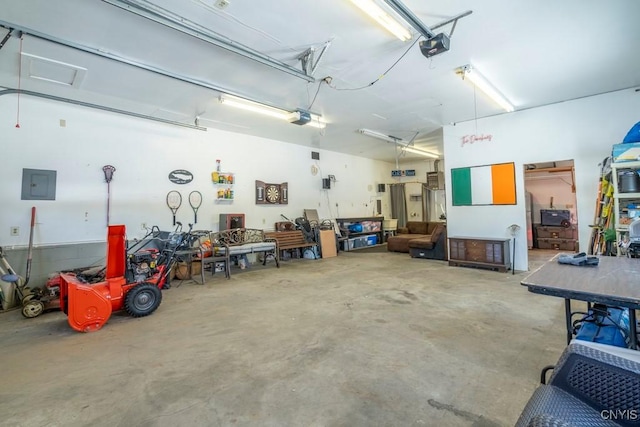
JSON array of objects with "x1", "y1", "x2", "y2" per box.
[{"x1": 524, "y1": 160, "x2": 578, "y2": 267}]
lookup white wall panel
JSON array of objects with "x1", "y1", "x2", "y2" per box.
[
  {"x1": 443, "y1": 88, "x2": 640, "y2": 271},
  {"x1": 0, "y1": 95, "x2": 392, "y2": 245}
]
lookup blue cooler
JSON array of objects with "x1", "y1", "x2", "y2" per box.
[{"x1": 575, "y1": 305, "x2": 630, "y2": 348}]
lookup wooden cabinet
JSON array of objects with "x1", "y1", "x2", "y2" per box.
[{"x1": 448, "y1": 236, "x2": 511, "y2": 272}]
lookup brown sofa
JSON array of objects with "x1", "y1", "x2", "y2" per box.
[{"x1": 387, "y1": 221, "x2": 447, "y2": 260}]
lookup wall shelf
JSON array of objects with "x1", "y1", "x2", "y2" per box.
[
  {"x1": 611, "y1": 161, "x2": 640, "y2": 255},
  {"x1": 212, "y1": 172, "x2": 234, "y2": 202},
  {"x1": 336, "y1": 217, "x2": 384, "y2": 251}
]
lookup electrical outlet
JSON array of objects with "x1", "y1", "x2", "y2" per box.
[
  {"x1": 215, "y1": 0, "x2": 230, "y2": 9},
  {"x1": 10, "y1": 226, "x2": 19, "y2": 236},
  {"x1": 262, "y1": 218, "x2": 266, "y2": 224},
  {"x1": 141, "y1": 222, "x2": 147, "y2": 230}
]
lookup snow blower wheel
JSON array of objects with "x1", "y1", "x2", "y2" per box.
[
  {"x1": 124, "y1": 283, "x2": 162, "y2": 317},
  {"x1": 22, "y1": 300, "x2": 44, "y2": 318}
]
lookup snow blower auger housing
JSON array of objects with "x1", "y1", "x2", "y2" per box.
[{"x1": 59, "y1": 224, "x2": 181, "y2": 332}]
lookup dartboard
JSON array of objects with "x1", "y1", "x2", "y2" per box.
[{"x1": 266, "y1": 185, "x2": 280, "y2": 203}]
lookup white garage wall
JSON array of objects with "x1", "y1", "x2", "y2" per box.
[
  {"x1": 443, "y1": 88, "x2": 640, "y2": 271},
  {"x1": 1, "y1": 95, "x2": 392, "y2": 246}
]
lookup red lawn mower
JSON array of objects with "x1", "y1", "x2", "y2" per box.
[{"x1": 58, "y1": 222, "x2": 192, "y2": 332}]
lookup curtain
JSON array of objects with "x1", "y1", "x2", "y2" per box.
[
  {"x1": 421, "y1": 184, "x2": 430, "y2": 222},
  {"x1": 390, "y1": 183, "x2": 408, "y2": 227}
]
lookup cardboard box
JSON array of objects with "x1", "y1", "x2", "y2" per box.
[
  {"x1": 174, "y1": 261, "x2": 201, "y2": 280},
  {"x1": 612, "y1": 142, "x2": 640, "y2": 162}
]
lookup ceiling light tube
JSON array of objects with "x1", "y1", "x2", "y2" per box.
[
  {"x1": 220, "y1": 95, "x2": 327, "y2": 129},
  {"x1": 219, "y1": 94, "x2": 290, "y2": 120},
  {"x1": 381, "y1": 0, "x2": 435, "y2": 39},
  {"x1": 359, "y1": 128, "x2": 405, "y2": 143},
  {"x1": 349, "y1": 0, "x2": 412, "y2": 41},
  {"x1": 402, "y1": 145, "x2": 440, "y2": 158},
  {"x1": 359, "y1": 128, "x2": 440, "y2": 158},
  {"x1": 306, "y1": 116, "x2": 327, "y2": 129},
  {"x1": 460, "y1": 65, "x2": 514, "y2": 113}
]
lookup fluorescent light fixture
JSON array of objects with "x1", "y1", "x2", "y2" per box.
[
  {"x1": 349, "y1": 0, "x2": 412, "y2": 41},
  {"x1": 359, "y1": 128, "x2": 403, "y2": 143},
  {"x1": 381, "y1": 0, "x2": 434, "y2": 39},
  {"x1": 358, "y1": 128, "x2": 440, "y2": 158},
  {"x1": 219, "y1": 94, "x2": 290, "y2": 120},
  {"x1": 219, "y1": 94, "x2": 326, "y2": 129},
  {"x1": 459, "y1": 65, "x2": 514, "y2": 113},
  {"x1": 402, "y1": 145, "x2": 440, "y2": 159},
  {"x1": 305, "y1": 116, "x2": 327, "y2": 129}
]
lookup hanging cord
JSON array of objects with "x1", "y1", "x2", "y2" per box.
[
  {"x1": 328, "y1": 36, "x2": 422, "y2": 92},
  {"x1": 307, "y1": 80, "x2": 323, "y2": 110},
  {"x1": 15, "y1": 34, "x2": 23, "y2": 128},
  {"x1": 473, "y1": 82, "x2": 478, "y2": 134}
]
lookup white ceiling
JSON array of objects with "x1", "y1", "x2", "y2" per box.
[{"x1": 1, "y1": 0, "x2": 639, "y2": 163}]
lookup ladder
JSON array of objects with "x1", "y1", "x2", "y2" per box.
[{"x1": 589, "y1": 157, "x2": 613, "y2": 254}]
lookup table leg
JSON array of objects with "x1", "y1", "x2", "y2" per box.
[
  {"x1": 565, "y1": 299, "x2": 572, "y2": 345},
  {"x1": 629, "y1": 309, "x2": 638, "y2": 350}
]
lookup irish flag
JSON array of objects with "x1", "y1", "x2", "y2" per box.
[{"x1": 451, "y1": 163, "x2": 516, "y2": 206}]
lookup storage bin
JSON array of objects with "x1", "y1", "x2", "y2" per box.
[
  {"x1": 365, "y1": 235, "x2": 377, "y2": 245},
  {"x1": 341, "y1": 239, "x2": 355, "y2": 251},
  {"x1": 540, "y1": 209, "x2": 571, "y2": 227},
  {"x1": 575, "y1": 306, "x2": 629, "y2": 348},
  {"x1": 536, "y1": 238, "x2": 577, "y2": 251},
  {"x1": 612, "y1": 141, "x2": 640, "y2": 162},
  {"x1": 534, "y1": 225, "x2": 577, "y2": 239},
  {"x1": 352, "y1": 236, "x2": 368, "y2": 248}
]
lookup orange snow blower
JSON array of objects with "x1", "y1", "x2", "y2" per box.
[{"x1": 59, "y1": 223, "x2": 189, "y2": 332}]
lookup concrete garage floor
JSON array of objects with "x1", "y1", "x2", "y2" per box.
[{"x1": 0, "y1": 248, "x2": 567, "y2": 427}]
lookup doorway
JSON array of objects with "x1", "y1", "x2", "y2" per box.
[{"x1": 523, "y1": 160, "x2": 578, "y2": 262}]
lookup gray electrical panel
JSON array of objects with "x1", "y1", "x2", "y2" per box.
[{"x1": 22, "y1": 168, "x2": 57, "y2": 200}]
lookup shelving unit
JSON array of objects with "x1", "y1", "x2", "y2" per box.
[
  {"x1": 336, "y1": 217, "x2": 384, "y2": 251},
  {"x1": 611, "y1": 160, "x2": 640, "y2": 255},
  {"x1": 212, "y1": 172, "x2": 234, "y2": 202}
]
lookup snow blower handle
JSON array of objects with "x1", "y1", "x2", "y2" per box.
[{"x1": 24, "y1": 207, "x2": 36, "y2": 286}]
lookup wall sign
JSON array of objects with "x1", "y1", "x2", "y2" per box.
[
  {"x1": 461, "y1": 134, "x2": 493, "y2": 147},
  {"x1": 391, "y1": 169, "x2": 416, "y2": 177},
  {"x1": 168, "y1": 169, "x2": 193, "y2": 184}
]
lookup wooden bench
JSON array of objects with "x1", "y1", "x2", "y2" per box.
[{"x1": 265, "y1": 230, "x2": 316, "y2": 260}]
